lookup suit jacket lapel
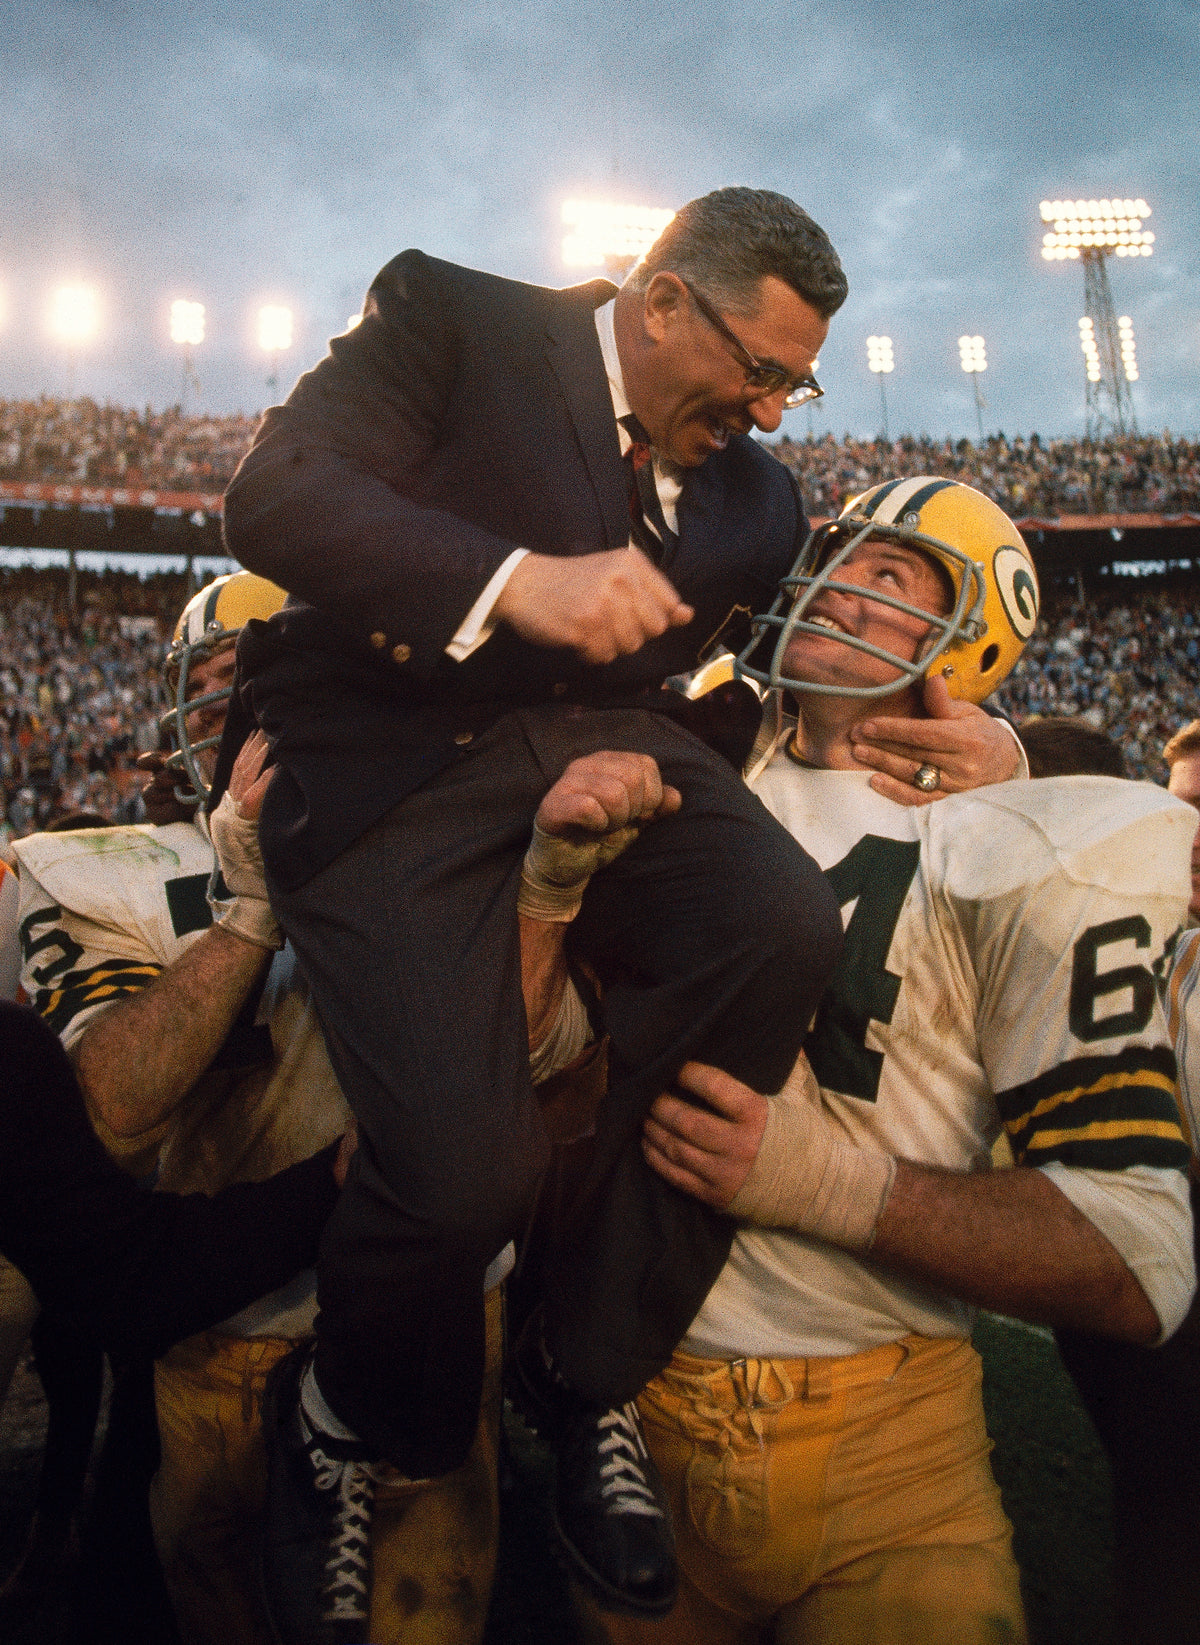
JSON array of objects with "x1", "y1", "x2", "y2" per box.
[
  {"x1": 543, "y1": 282, "x2": 629, "y2": 550},
  {"x1": 674, "y1": 449, "x2": 726, "y2": 573}
]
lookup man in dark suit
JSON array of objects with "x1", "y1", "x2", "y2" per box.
[{"x1": 222, "y1": 188, "x2": 849, "y2": 1640}]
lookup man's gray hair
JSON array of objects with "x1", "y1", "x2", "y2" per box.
[{"x1": 625, "y1": 187, "x2": 848, "y2": 321}]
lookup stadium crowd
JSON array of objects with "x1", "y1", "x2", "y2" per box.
[
  {"x1": 3, "y1": 567, "x2": 1199, "y2": 844},
  {"x1": 774, "y1": 428, "x2": 1200, "y2": 518},
  {"x1": 0, "y1": 568, "x2": 187, "y2": 843},
  {"x1": 0, "y1": 399, "x2": 256, "y2": 493},
  {"x1": 2, "y1": 397, "x2": 1199, "y2": 519}
]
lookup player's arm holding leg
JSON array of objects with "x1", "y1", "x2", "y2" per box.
[
  {"x1": 29, "y1": 734, "x2": 281, "y2": 1144},
  {"x1": 645, "y1": 791, "x2": 1196, "y2": 1347}
]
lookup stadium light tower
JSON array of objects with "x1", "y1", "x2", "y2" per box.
[
  {"x1": 1039, "y1": 197, "x2": 1152, "y2": 438},
  {"x1": 257, "y1": 303, "x2": 294, "y2": 401},
  {"x1": 561, "y1": 200, "x2": 675, "y2": 279},
  {"x1": 48, "y1": 282, "x2": 100, "y2": 397},
  {"x1": 170, "y1": 299, "x2": 205, "y2": 413},
  {"x1": 866, "y1": 335, "x2": 894, "y2": 443},
  {"x1": 958, "y1": 334, "x2": 988, "y2": 443}
]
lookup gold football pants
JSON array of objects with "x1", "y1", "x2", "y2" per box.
[
  {"x1": 594, "y1": 1334, "x2": 1026, "y2": 1645},
  {"x1": 151, "y1": 1285, "x2": 503, "y2": 1645}
]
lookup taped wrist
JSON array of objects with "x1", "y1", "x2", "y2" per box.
[
  {"x1": 208, "y1": 790, "x2": 283, "y2": 951},
  {"x1": 528, "y1": 978, "x2": 594, "y2": 1085},
  {"x1": 729, "y1": 1054, "x2": 896, "y2": 1251},
  {"x1": 517, "y1": 820, "x2": 640, "y2": 923}
]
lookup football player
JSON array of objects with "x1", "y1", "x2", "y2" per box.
[
  {"x1": 14, "y1": 572, "x2": 605, "y2": 1645},
  {"x1": 565, "y1": 478, "x2": 1197, "y2": 1645}
]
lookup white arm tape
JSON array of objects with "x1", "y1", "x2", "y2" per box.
[
  {"x1": 517, "y1": 819, "x2": 640, "y2": 923},
  {"x1": 729, "y1": 1052, "x2": 897, "y2": 1251},
  {"x1": 208, "y1": 791, "x2": 284, "y2": 951}
]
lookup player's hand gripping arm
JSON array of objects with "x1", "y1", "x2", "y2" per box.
[
  {"x1": 644, "y1": 1058, "x2": 1161, "y2": 1344},
  {"x1": 72, "y1": 734, "x2": 278, "y2": 1141},
  {"x1": 849, "y1": 675, "x2": 1025, "y2": 806}
]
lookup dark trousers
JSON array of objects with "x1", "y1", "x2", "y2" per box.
[
  {"x1": 269, "y1": 704, "x2": 842, "y2": 1477},
  {"x1": 1054, "y1": 1178, "x2": 1200, "y2": 1645},
  {"x1": 0, "y1": 1000, "x2": 339, "y2": 1360}
]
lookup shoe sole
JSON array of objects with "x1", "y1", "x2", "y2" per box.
[{"x1": 549, "y1": 1509, "x2": 678, "y2": 1620}]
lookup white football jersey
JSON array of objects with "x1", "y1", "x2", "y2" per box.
[
  {"x1": 14, "y1": 820, "x2": 348, "y2": 1338},
  {"x1": 685, "y1": 766, "x2": 1196, "y2": 1359}
]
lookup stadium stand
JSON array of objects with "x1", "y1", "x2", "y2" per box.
[{"x1": 1, "y1": 408, "x2": 1199, "y2": 838}]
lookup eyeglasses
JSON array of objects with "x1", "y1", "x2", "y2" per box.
[{"x1": 683, "y1": 281, "x2": 823, "y2": 410}]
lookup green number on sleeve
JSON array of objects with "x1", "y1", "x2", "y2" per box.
[
  {"x1": 805, "y1": 835, "x2": 921, "y2": 1103},
  {"x1": 19, "y1": 905, "x2": 84, "y2": 987},
  {"x1": 1068, "y1": 915, "x2": 1155, "y2": 1043}
]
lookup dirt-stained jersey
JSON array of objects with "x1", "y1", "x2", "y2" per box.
[
  {"x1": 13, "y1": 820, "x2": 348, "y2": 1338},
  {"x1": 685, "y1": 768, "x2": 1195, "y2": 1360},
  {"x1": 1166, "y1": 924, "x2": 1200, "y2": 1165}
]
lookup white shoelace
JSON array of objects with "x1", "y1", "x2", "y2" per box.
[
  {"x1": 595, "y1": 1404, "x2": 666, "y2": 1518},
  {"x1": 303, "y1": 1430, "x2": 375, "y2": 1624}
]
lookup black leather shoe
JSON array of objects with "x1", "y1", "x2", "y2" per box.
[
  {"x1": 260, "y1": 1344, "x2": 376, "y2": 1645},
  {"x1": 511, "y1": 1325, "x2": 677, "y2": 1617}
]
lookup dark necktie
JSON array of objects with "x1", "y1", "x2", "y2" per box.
[{"x1": 619, "y1": 414, "x2": 679, "y2": 571}]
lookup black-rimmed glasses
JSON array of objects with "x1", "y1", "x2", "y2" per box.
[{"x1": 683, "y1": 281, "x2": 823, "y2": 410}]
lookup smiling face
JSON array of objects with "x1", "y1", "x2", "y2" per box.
[
  {"x1": 621, "y1": 272, "x2": 828, "y2": 468},
  {"x1": 780, "y1": 537, "x2": 953, "y2": 703}
]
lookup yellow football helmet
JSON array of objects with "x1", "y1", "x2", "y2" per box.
[
  {"x1": 162, "y1": 571, "x2": 287, "y2": 802},
  {"x1": 736, "y1": 476, "x2": 1039, "y2": 703}
]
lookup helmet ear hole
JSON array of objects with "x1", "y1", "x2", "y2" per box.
[{"x1": 979, "y1": 643, "x2": 1000, "y2": 674}]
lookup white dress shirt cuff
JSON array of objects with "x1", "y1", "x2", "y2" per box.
[
  {"x1": 1001, "y1": 716, "x2": 1030, "y2": 780},
  {"x1": 445, "y1": 548, "x2": 530, "y2": 662}
]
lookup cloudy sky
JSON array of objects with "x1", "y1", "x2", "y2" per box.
[{"x1": 2, "y1": 0, "x2": 1196, "y2": 442}]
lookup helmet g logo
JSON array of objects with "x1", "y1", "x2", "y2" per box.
[{"x1": 994, "y1": 546, "x2": 1039, "y2": 640}]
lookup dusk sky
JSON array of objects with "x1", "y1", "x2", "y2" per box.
[{"x1": 2, "y1": 0, "x2": 1196, "y2": 442}]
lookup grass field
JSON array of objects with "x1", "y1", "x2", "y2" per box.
[{"x1": 0, "y1": 1311, "x2": 1117, "y2": 1643}]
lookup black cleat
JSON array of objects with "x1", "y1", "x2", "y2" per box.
[
  {"x1": 511, "y1": 1325, "x2": 677, "y2": 1617},
  {"x1": 260, "y1": 1345, "x2": 376, "y2": 1645}
]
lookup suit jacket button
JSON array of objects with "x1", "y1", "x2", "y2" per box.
[
  {"x1": 454, "y1": 731, "x2": 474, "y2": 746},
  {"x1": 391, "y1": 643, "x2": 412, "y2": 665},
  {"x1": 552, "y1": 682, "x2": 568, "y2": 696},
  {"x1": 370, "y1": 631, "x2": 387, "y2": 649}
]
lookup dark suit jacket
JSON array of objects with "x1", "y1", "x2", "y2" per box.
[{"x1": 223, "y1": 251, "x2": 809, "y2": 886}]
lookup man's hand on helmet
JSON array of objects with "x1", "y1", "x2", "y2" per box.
[
  {"x1": 848, "y1": 675, "x2": 1025, "y2": 807},
  {"x1": 136, "y1": 749, "x2": 198, "y2": 827},
  {"x1": 208, "y1": 732, "x2": 282, "y2": 950}
]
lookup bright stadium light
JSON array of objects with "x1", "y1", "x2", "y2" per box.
[
  {"x1": 561, "y1": 200, "x2": 675, "y2": 276},
  {"x1": 258, "y1": 304, "x2": 294, "y2": 402},
  {"x1": 49, "y1": 283, "x2": 100, "y2": 347},
  {"x1": 1079, "y1": 317, "x2": 1102, "y2": 383},
  {"x1": 48, "y1": 283, "x2": 100, "y2": 397},
  {"x1": 1118, "y1": 315, "x2": 1139, "y2": 382},
  {"x1": 170, "y1": 299, "x2": 205, "y2": 411},
  {"x1": 957, "y1": 335, "x2": 987, "y2": 373},
  {"x1": 866, "y1": 335, "x2": 894, "y2": 374},
  {"x1": 958, "y1": 336, "x2": 988, "y2": 440},
  {"x1": 257, "y1": 304, "x2": 294, "y2": 353},
  {"x1": 170, "y1": 299, "x2": 206, "y2": 348},
  {"x1": 1039, "y1": 198, "x2": 1154, "y2": 260},
  {"x1": 866, "y1": 336, "x2": 893, "y2": 441},
  {"x1": 1040, "y1": 196, "x2": 1149, "y2": 437}
]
